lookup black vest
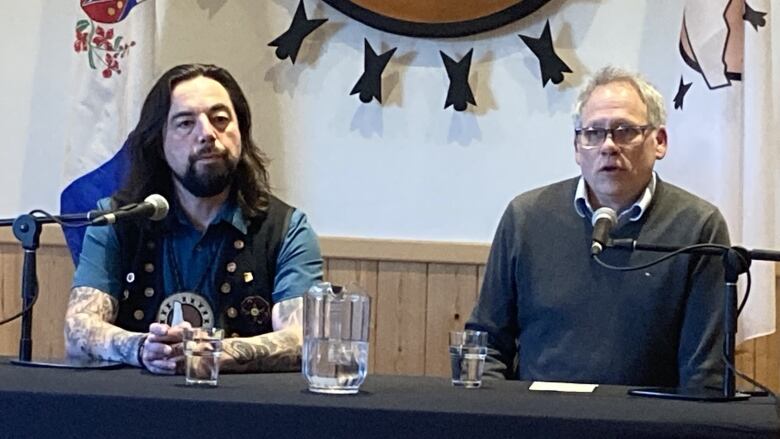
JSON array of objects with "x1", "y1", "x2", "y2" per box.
[{"x1": 113, "y1": 195, "x2": 292, "y2": 337}]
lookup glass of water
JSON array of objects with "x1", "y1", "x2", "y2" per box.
[
  {"x1": 449, "y1": 330, "x2": 487, "y2": 388},
  {"x1": 183, "y1": 327, "x2": 224, "y2": 386}
]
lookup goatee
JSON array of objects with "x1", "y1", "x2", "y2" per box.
[{"x1": 173, "y1": 155, "x2": 237, "y2": 198}]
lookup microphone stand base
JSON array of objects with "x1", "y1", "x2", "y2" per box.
[
  {"x1": 11, "y1": 357, "x2": 124, "y2": 370},
  {"x1": 628, "y1": 387, "x2": 750, "y2": 402}
]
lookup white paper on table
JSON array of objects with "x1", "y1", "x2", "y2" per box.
[{"x1": 528, "y1": 381, "x2": 599, "y2": 393}]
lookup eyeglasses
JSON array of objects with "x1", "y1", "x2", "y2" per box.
[{"x1": 574, "y1": 125, "x2": 653, "y2": 149}]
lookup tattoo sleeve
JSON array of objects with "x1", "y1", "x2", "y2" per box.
[
  {"x1": 64, "y1": 286, "x2": 145, "y2": 366},
  {"x1": 221, "y1": 297, "x2": 303, "y2": 373}
]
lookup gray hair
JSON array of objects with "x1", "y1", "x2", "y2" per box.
[{"x1": 572, "y1": 66, "x2": 666, "y2": 129}]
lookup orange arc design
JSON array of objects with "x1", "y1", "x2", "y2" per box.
[{"x1": 350, "y1": 0, "x2": 521, "y2": 23}]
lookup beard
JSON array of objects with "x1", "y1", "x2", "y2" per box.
[{"x1": 172, "y1": 151, "x2": 238, "y2": 198}]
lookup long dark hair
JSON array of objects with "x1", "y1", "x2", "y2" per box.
[{"x1": 113, "y1": 63, "x2": 271, "y2": 217}]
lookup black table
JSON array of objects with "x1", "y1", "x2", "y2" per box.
[{"x1": 0, "y1": 360, "x2": 777, "y2": 438}]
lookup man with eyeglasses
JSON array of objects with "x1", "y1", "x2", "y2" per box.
[{"x1": 466, "y1": 66, "x2": 729, "y2": 390}]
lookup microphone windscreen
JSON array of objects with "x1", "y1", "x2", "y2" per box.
[
  {"x1": 591, "y1": 207, "x2": 617, "y2": 227},
  {"x1": 144, "y1": 194, "x2": 169, "y2": 221}
]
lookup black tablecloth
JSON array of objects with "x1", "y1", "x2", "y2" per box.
[{"x1": 0, "y1": 359, "x2": 777, "y2": 438}]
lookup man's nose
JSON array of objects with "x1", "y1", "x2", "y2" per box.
[
  {"x1": 599, "y1": 132, "x2": 620, "y2": 154},
  {"x1": 195, "y1": 116, "x2": 217, "y2": 145}
]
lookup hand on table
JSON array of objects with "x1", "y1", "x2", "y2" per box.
[{"x1": 139, "y1": 321, "x2": 191, "y2": 375}]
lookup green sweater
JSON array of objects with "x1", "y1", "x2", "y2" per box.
[{"x1": 467, "y1": 177, "x2": 729, "y2": 388}]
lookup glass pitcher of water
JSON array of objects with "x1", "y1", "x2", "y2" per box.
[{"x1": 302, "y1": 282, "x2": 370, "y2": 394}]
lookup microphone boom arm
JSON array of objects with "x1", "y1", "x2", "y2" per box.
[{"x1": 607, "y1": 238, "x2": 780, "y2": 400}]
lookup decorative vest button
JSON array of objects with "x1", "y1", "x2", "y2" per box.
[
  {"x1": 144, "y1": 263, "x2": 154, "y2": 273},
  {"x1": 243, "y1": 272, "x2": 254, "y2": 283},
  {"x1": 226, "y1": 307, "x2": 238, "y2": 318},
  {"x1": 226, "y1": 262, "x2": 237, "y2": 273},
  {"x1": 220, "y1": 282, "x2": 232, "y2": 294},
  {"x1": 144, "y1": 287, "x2": 155, "y2": 298},
  {"x1": 233, "y1": 239, "x2": 245, "y2": 250},
  {"x1": 146, "y1": 241, "x2": 155, "y2": 250},
  {"x1": 133, "y1": 310, "x2": 145, "y2": 320},
  {"x1": 122, "y1": 289, "x2": 130, "y2": 300},
  {"x1": 126, "y1": 272, "x2": 135, "y2": 283},
  {"x1": 250, "y1": 307, "x2": 260, "y2": 317}
]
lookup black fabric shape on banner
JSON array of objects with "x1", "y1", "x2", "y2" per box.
[
  {"x1": 673, "y1": 77, "x2": 692, "y2": 110},
  {"x1": 268, "y1": 0, "x2": 327, "y2": 64},
  {"x1": 744, "y1": 3, "x2": 767, "y2": 31},
  {"x1": 351, "y1": 39, "x2": 397, "y2": 104},
  {"x1": 440, "y1": 49, "x2": 476, "y2": 112},
  {"x1": 519, "y1": 20, "x2": 572, "y2": 86}
]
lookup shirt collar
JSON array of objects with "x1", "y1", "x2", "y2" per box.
[
  {"x1": 170, "y1": 196, "x2": 248, "y2": 235},
  {"x1": 573, "y1": 172, "x2": 656, "y2": 224}
]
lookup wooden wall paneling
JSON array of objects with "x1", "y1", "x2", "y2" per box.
[
  {"x1": 374, "y1": 261, "x2": 427, "y2": 375},
  {"x1": 735, "y1": 340, "x2": 756, "y2": 391},
  {"x1": 0, "y1": 245, "x2": 23, "y2": 356},
  {"x1": 31, "y1": 246, "x2": 73, "y2": 359},
  {"x1": 753, "y1": 274, "x2": 780, "y2": 391},
  {"x1": 1, "y1": 248, "x2": 22, "y2": 355},
  {"x1": 424, "y1": 263, "x2": 478, "y2": 377},
  {"x1": 0, "y1": 244, "x2": 73, "y2": 359},
  {"x1": 743, "y1": 270, "x2": 780, "y2": 392},
  {"x1": 768, "y1": 333, "x2": 780, "y2": 391},
  {"x1": 769, "y1": 275, "x2": 780, "y2": 390},
  {"x1": 754, "y1": 336, "x2": 773, "y2": 391},
  {"x1": 754, "y1": 280, "x2": 780, "y2": 390},
  {"x1": 325, "y1": 258, "x2": 379, "y2": 372}
]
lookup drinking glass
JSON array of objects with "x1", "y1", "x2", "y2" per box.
[
  {"x1": 449, "y1": 330, "x2": 487, "y2": 388},
  {"x1": 183, "y1": 327, "x2": 224, "y2": 386}
]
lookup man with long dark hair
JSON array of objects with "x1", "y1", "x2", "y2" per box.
[{"x1": 64, "y1": 64, "x2": 322, "y2": 374}]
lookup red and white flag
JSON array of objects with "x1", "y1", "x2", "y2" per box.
[{"x1": 671, "y1": 0, "x2": 777, "y2": 342}]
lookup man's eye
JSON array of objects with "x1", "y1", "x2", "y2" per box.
[
  {"x1": 615, "y1": 127, "x2": 639, "y2": 135},
  {"x1": 210, "y1": 116, "x2": 231, "y2": 130},
  {"x1": 176, "y1": 120, "x2": 194, "y2": 129},
  {"x1": 584, "y1": 128, "x2": 605, "y2": 137}
]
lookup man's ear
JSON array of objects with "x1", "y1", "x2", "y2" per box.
[
  {"x1": 574, "y1": 135, "x2": 582, "y2": 166},
  {"x1": 654, "y1": 126, "x2": 668, "y2": 160}
]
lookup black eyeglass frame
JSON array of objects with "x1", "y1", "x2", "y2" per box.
[{"x1": 574, "y1": 125, "x2": 655, "y2": 149}]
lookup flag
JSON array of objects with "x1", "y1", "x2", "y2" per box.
[
  {"x1": 671, "y1": 0, "x2": 777, "y2": 341},
  {"x1": 60, "y1": 0, "x2": 155, "y2": 262}
]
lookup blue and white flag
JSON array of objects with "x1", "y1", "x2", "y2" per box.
[{"x1": 61, "y1": 0, "x2": 155, "y2": 261}]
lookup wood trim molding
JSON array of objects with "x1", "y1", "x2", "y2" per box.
[
  {"x1": 0, "y1": 227, "x2": 491, "y2": 264},
  {"x1": 0, "y1": 225, "x2": 69, "y2": 247},
  {"x1": 320, "y1": 236, "x2": 490, "y2": 265},
  {"x1": 4, "y1": 227, "x2": 780, "y2": 270}
]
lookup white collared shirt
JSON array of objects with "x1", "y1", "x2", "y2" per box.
[{"x1": 573, "y1": 172, "x2": 657, "y2": 226}]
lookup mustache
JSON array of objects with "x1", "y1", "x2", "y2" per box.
[{"x1": 188, "y1": 147, "x2": 229, "y2": 164}]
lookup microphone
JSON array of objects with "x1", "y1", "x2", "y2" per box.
[
  {"x1": 590, "y1": 207, "x2": 617, "y2": 256},
  {"x1": 91, "y1": 194, "x2": 169, "y2": 226}
]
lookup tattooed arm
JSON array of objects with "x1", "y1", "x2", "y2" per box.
[
  {"x1": 220, "y1": 297, "x2": 303, "y2": 373},
  {"x1": 64, "y1": 286, "x2": 145, "y2": 366}
]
